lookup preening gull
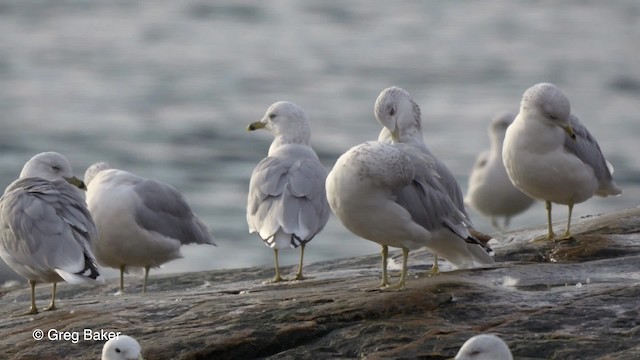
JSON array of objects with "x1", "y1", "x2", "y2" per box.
[
  {"x1": 502, "y1": 83, "x2": 622, "y2": 240},
  {"x1": 455, "y1": 334, "x2": 513, "y2": 360},
  {"x1": 0, "y1": 152, "x2": 101, "y2": 314},
  {"x1": 326, "y1": 141, "x2": 493, "y2": 290},
  {"x1": 84, "y1": 162, "x2": 215, "y2": 293},
  {"x1": 247, "y1": 101, "x2": 330, "y2": 283},
  {"x1": 375, "y1": 86, "x2": 494, "y2": 274},
  {"x1": 465, "y1": 112, "x2": 534, "y2": 230},
  {"x1": 102, "y1": 335, "x2": 143, "y2": 360}
]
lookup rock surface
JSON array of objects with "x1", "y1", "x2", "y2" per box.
[{"x1": 1, "y1": 208, "x2": 640, "y2": 359}]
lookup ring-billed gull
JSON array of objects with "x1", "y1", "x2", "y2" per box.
[
  {"x1": 84, "y1": 162, "x2": 215, "y2": 293},
  {"x1": 102, "y1": 335, "x2": 143, "y2": 360},
  {"x1": 503, "y1": 83, "x2": 622, "y2": 240},
  {"x1": 375, "y1": 86, "x2": 494, "y2": 274},
  {"x1": 247, "y1": 101, "x2": 330, "y2": 283},
  {"x1": 455, "y1": 334, "x2": 513, "y2": 360},
  {"x1": 466, "y1": 112, "x2": 534, "y2": 230},
  {"x1": 326, "y1": 141, "x2": 493, "y2": 290},
  {"x1": 0, "y1": 152, "x2": 101, "y2": 314}
]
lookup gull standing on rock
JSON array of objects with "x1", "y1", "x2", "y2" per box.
[
  {"x1": 0, "y1": 152, "x2": 102, "y2": 314},
  {"x1": 375, "y1": 86, "x2": 495, "y2": 273},
  {"x1": 466, "y1": 112, "x2": 534, "y2": 230},
  {"x1": 327, "y1": 140, "x2": 493, "y2": 291},
  {"x1": 84, "y1": 162, "x2": 216, "y2": 293},
  {"x1": 502, "y1": 83, "x2": 622, "y2": 240},
  {"x1": 247, "y1": 101, "x2": 330, "y2": 283}
]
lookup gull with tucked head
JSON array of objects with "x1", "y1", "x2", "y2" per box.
[
  {"x1": 0, "y1": 152, "x2": 102, "y2": 314},
  {"x1": 246, "y1": 101, "x2": 330, "y2": 283},
  {"x1": 465, "y1": 112, "x2": 534, "y2": 230},
  {"x1": 375, "y1": 86, "x2": 494, "y2": 274},
  {"x1": 327, "y1": 139, "x2": 494, "y2": 290},
  {"x1": 502, "y1": 83, "x2": 621, "y2": 240},
  {"x1": 84, "y1": 162, "x2": 215, "y2": 293}
]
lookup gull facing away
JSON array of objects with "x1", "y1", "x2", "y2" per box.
[
  {"x1": 102, "y1": 335, "x2": 144, "y2": 360},
  {"x1": 0, "y1": 152, "x2": 101, "y2": 314},
  {"x1": 502, "y1": 83, "x2": 622, "y2": 240},
  {"x1": 84, "y1": 162, "x2": 215, "y2": 293},
  {"x1": 326, "y1": 141, "x2": 494, "y2": 290},
  {"x1": 375, "y1": 86, "x2": 494, "y2": 274},
  {"x1": 247, "y1": 101, "x2": 330, "y2": 283},
  {"x1": 465, "y1": 112, "x2": 534, "y2": 230},
  {"x1": 455, "y1": 334, "x2": 513, "y2": 360}
]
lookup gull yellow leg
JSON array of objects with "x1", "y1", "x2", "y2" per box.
[
  {"x1": 44, "y1": 282, "x2": 57, "y2": 311},
  {"x1": 26, "y1": 280, "x2": 38, "y2": 315},
  {"x1": 385, "y1": 247, "x2": 409, "y2": 291},
  {"x1": 430, "y1": 254, "x2": 440, "y2": 275},
  {"x1": 268, "y1": 249, "x2": 284, "y2": 283},
  {"x1": 546, "y1": 201, "x2": 555, "y2": 240},
  {"x1": 143, "y1": 265, "x2": 150, "y2": 293},
  {"x1": 294, "y1": 244, "x2": 306, "y2": 281},
  {"x1": 559, "y1": 203, "x2": 575, "y2": 240}
]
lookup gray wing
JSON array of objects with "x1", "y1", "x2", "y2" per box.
[
  {"x1": 564, "y1": 115, "x2": 615, "y2": 185},
  {"x1": 392, "y1": 144, "x2": 469, "y2": 235},
  {"x1": 133, "y1": 179, "x2": 215, "y2": 245},
  {"x1": 247, "y1": 153, "x2": 329, "y2": 246},
  {"x1": 0, "y1": 178, "x2": 100, "y2": 280}
]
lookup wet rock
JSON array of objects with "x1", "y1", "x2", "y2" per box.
[{"x1": 1, "y1": 208, "x2": 640, "y2": 359}]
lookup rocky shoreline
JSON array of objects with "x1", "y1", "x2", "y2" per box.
[{"x1": 1, "y1": 208, "x2": 640, "y2": 359}]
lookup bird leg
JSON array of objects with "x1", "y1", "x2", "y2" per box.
[
  {"x1": 545, "y1": 201, "x2": 556, "y2": 240},
  {"x1": 43, "y1": 282, "x2": 57, "y2": 311},
  {"x1": 119, "y1": 264, "x2": 126, "y2": 293},
  {"x1": 143, "y1": 265, "x2": 150, "y2": 293},
  {"x1": 429, "y1": 254, "x2": 440, "y2": 275},
  {"x1": 558, "y1": 203, "x2": 575, "y2": 241},
  {"x1": 384, "y1": 247, "x2": 409, "y2": 291},
  {"x1": 293, "y1": 243, "x2": 306, "y2": 281},
  {"x1": 25, "y1": 280, "x2": 38, "y2": 315},
  {"x1": 380, "y1": 245, "x2": 389, "y2": 288},
  {"x1": 266, "y1": 249, "x2": 285, "y2": 283}
]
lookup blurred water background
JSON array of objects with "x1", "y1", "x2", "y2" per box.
[{"x1": 0, "y1": 0, "x2": 638, "y2": 282}]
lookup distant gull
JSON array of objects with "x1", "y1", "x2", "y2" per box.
[
  {"x1": 502, "y1": 83, "x2": 622, "y2": 240},
  {"x1": 84, "y1": 162, "x2": 215, "y2": 293},
  {"x1": 326, "y1": 141, "x2": 493, "y2": 291},
  {"x1": 465, "y1": 112, "x2": 535, "y2": 230},
  {"x1": 102, "y1": 335, "x2": 143, "y2": 360},
  {"x1": 375, "y1": 86, "x2": 494, "y2": 274},
  {"x1": 455, "y1": 334, "x2": 513, "y2": 360},
  {"x1": 247, "y1": 101, "x2": 330, "y2": 283},
  {"x1": 0, "y1": 152, "x2": 101, "y2": 314}
]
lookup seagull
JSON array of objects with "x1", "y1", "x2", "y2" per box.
[
  {"x1": 326, "y1": 141, "x2": 494, "y2": 290},
  {"x1": 102, "y1": 335, "x2": 143, "y2": 360},
  {"x1": 502, "y1": 83, "x2": 622, "y2": 240},
  {"x1": 466, "y1": 112, "x2": 534, "y2": 230},
  {"x1": 376, "y1": 86, "x2": 494, "y2": 273},
  {"x1": 247, "y1": 101, "x2": 330, "y2": 283},
  {"x1": 455, "y1": 334, "x2": 513, "y2": 360},
  {"x1": 84, "y1": 162, "x2": 215, "y2": 293},
  {"x1": 0, "y1": 152, "x2": 101, "y2": 314}
]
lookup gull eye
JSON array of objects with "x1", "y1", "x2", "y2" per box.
[
  {"x1": 269, "y1": 113, "x2": 276, "y2": 119},
  {"x1": 547, "y1": 113, "x2": 557, "y2": 120},
  {"x1": 389, "y1": 108, "x2": 395, "y2": 116},
  {"x1": 115, "y1": 348, "x2": 121, "y2": 353},
  {"x1": 52, "y1": 165, "x2": 61, "y2": 172}
]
